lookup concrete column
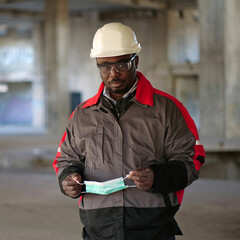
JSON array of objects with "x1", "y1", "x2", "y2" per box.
[
  {"x1": 198, "y1": 0, "x2": 225, "y2": 141},
  {"x1": 224, "y1": 0, "x2": 240, "y2": 139},
  {"x1": 147, "y1": 11, "x2": 172, "y2": 93},
  {"x1": 45, "y1": 0, "x2": 70, "y2": 135},
  {"x1": 155, "y1": 10, "x2": 172, "y2": 93}
]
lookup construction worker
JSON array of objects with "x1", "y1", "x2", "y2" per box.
[{"x1": 53, "y1": 22, "x2": 205, "y2": 240}]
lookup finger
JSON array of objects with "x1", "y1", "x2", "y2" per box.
[
  {"x1": 66, "y1": 188, "x2": 81, "y2": 197},
  {"x1": 129, "y1": 171, "x2": 151, "y2": 181},
  {"x1": 136, "y1": 168, "x2": 154, "y2": 179},
  {"x1": 62, "y1": 176, "x2": 81, "y2": 191},
  {"x1": 131, "y1": 168, "x2": 154, "y2": 191},
  {"x1": 64, "y1": 182, "x2": 81, "y2": 190},
  {"x1": 71, "y1": 173, "x2": 82, "y2": 182},
  {"x1": 66, "y1": 189, "x2": 81, "y2": 198},
  {"x1": 63, "y1": 178, "x2": 77, "y2": 187},
  {"x1": 64, "y1": 184, "x2": 82, "y2": 196},
  {"x1": 135, "y1": 182, "x2": 149, "y2": 191},
  {"x1": 65, "y1": 173, "x2": 82, "y2": 185},
  {"x1": 126, "y1": 167, "x2": 153, "y2": 185},
  {"x1": 135, "y1": 181, "x2": 152, "y2": 191},
  {"x1": 129, "y1": 169, "x2": 150, "y2": 177},
  {"x1": 126, "y1": 174, "x2": 145, "y2": 183}
]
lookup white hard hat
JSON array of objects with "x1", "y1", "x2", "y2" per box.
[{"x1": 90, "y1": 22, "x2": 141, "y2": 58}]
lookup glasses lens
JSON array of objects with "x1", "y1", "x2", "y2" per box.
[
  {"x1": 115, "y1": 62, "x2": 130, "y2": 72},
  {"x1": 98, "y1": 65, "x2": 111, "y2": 74}
]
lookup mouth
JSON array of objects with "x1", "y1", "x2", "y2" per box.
[{"x1": 109, "y1": 79, "x2": 124, "y2": 88}]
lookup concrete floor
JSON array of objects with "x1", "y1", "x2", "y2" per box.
[{"x1": 0, "y1": 169, "x2": 240, "y2": 240}]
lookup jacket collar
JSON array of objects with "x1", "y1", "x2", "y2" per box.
[{"x1": 82, "y1": 71, "x2": 153, "y2": 109}]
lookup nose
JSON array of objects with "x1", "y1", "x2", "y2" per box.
[{"x1": 110, "y1": 66, "x2": 119, "y2": 76}]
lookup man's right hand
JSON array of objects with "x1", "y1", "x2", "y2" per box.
[{"x1": 62, "y1": 173, "x2": 82, "y2": 198}]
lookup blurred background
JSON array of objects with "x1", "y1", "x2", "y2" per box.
[{"x1": 0, "y1": 0, "x2": 239, "y2": 240}]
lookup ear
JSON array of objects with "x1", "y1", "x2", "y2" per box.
[{"x1": 134, "y1": 55, "x2": 139, "y2": 69}]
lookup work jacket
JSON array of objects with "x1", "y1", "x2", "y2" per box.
[{"x1": 53, "y1": 71, "x2": 205, "y2": 240}]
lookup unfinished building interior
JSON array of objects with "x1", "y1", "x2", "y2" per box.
[{"x1": 0, "y1": 0, "x2": 240, "y2": 179}]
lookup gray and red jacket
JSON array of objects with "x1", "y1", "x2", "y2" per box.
[{"x1": 53, "y1": 71, "x2": 205, "y2": 240}]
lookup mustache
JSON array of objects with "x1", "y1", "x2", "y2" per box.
[{"x1": 110, "y1": 78, "x2": 122, "y2": 83}]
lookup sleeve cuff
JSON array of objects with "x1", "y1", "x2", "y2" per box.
[{"x1": 149, "y1": 161, "x2": 188, "y2": 193}]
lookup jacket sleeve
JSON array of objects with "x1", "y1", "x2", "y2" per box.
[
  {"x1": 52, "y1": 109, "x2": 85, "y2": 196},
  {"x1": 151, "y1": 99, "x2": 205, "y2": 194}
]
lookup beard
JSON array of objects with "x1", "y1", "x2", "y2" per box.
[{"x1": 108, "y1": 78, "x2": 134, "y2": 95}]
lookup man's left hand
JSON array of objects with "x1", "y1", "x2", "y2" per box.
[{"x1": 126, "y1": 167, "x2": 154, "y2": 191}]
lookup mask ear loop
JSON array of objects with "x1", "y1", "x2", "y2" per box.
[
  {"x1": 71, "y1": 177, "x2": 84, "y2": 185},
  {"x1": 123, "y1": 176, "x2": 137, "y2": 188},
  {"x1": 71, "y1": 177, "x2": 87, "y2": 193}
]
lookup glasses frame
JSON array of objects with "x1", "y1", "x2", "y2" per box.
[{"x1": 97, "y1": 54, "x2": 137, "y2": 74}]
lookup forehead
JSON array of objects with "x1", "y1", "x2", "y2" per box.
[{"x1": 96, "y1": 54, "x2": 132, "y2": 64}]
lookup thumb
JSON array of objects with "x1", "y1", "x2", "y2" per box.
[
  {"x1": 71, "y1": 173, "x2": 82, "y2": 182},
  {"x1": 145, "y1": 168, "x2": 151, "y2": 172}
]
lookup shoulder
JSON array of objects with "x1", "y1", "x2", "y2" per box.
[
  {"x1": 153, "y1": 88, "x2": 182, "y2": 106},
  {"x1": 68, "y1": 100, "x2": 92, "y2": 122},
  {"x1": 152, "y1": 89, "x2": 184, "y2": 114},
  {"x1": 153, "y1": 88, "x2": 198, "y2": 139}
]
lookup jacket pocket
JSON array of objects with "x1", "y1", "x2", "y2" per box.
[
  {"x1": 86, "y1": 125, "x2": 104, "y2": 169},
  {"x1": 84, "y1": 119, "x2": 115, "y2": 176}
]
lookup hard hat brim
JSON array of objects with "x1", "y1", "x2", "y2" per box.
[{"x1": 90, "y1": 45, "x2": 141, "y2": 58}]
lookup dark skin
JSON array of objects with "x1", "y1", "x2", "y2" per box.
[
  {"x1": 62, "y1": 54, "x2": 154, "y2": 198},
  {"x1": 127, "y1": 167, "x2": 154, "y2": 191},
  {"x1": 97, "y1": 54, "x2": 138, "y2": 101},
  {"x1": 62, "y1": 173, "x2": 82, "y2": 198}
]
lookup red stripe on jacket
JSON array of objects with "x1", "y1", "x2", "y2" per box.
[{"x1": 52, "y1": 110, "x2": 76, "y2": 174}]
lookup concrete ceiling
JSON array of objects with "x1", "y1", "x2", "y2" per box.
[
  {"x1": 0, "y1": 0, "x2": 124, "y2": 12},
  {"x1": 0, "y1": 0, "x2": 196, "y2": 27},
  {"x1": 0, "y1": 0, "x2": 196, "y2": 12}
]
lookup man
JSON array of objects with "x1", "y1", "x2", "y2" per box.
[{"x1": 53, "y1": 23, "x2": 205, "y2": 240}]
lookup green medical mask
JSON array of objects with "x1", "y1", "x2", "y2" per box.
[{"x1": 74, "y1": 176, "x2": 136, "y2": 195}]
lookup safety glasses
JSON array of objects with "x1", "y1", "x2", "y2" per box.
[{"x1": 97, "y1": 54, "x2": 136, "y2": 75}]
